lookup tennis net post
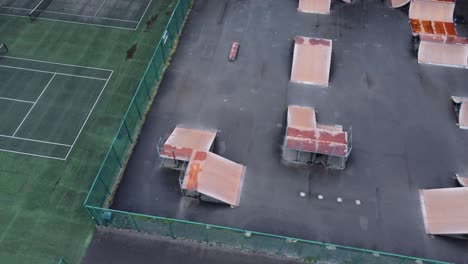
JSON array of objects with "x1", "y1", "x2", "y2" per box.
[{"x1": 29, "y1": 0, "x2": 53, "y2": 22}]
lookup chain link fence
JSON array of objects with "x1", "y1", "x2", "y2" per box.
[{"x1": 82, "y1": 0, "x2": 452, "y2": 263}]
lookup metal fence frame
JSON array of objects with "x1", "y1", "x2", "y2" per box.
[{"x1": 82, "y1": 0, "x2": 452, "y2": 263}]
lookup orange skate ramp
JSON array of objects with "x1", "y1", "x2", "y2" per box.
[
  {"x1": 287, "y1": 105, "x2": 317, "y2": 129},
  {"x1": 420, "y1": 187, "x2": 468, "y2": 235},
  {"x1": 409, "y1": 0, "x2": 456, "y2": 36},
  {"x1": 285, "y1": 105, "x2": 348, "y2": 156},
  {"x1": 418, "y1": 35, "x2": 468, "y2": 68},
  {"x1": 452, "y1": 96, "x2": 468, "y2": 129},
  {"x1": 389, "y1": 0, "x2": 410, "y2": 8},
  {"x1": 409, "y1": 0, "x2": 455, "y2": 22},
  {"x1": 290, "y1": 36, "x2": 332, "y2": 87},
  {"x1": 182, "y1": 151, "x2": 246, "y2": 207},
  {"x1": 410, "y1": 20, "x2": 457, "y2": 36},
  {"x1": 160, "y1": 127, "x2": 217, "y2": 161},
  {"x1": 298, "y1": 0, "x2": 331, "y2": 14}
]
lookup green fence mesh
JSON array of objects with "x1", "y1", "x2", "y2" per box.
[{"x1": 82, "y1": 0, "x2": 452, "y2": 263}]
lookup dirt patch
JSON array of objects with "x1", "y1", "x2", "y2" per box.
[
  {"x1": 145, "y1": 14, "x2": 158, "y2": 31},
  {"x1": 126, "y1": 43, "x2": 137, "y2": 60}
]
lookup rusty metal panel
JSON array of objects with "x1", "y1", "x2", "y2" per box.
[
  {"x1": 418, "y1": 34, "x2": 468, "y2": 68},
  {"x1": 182, "y1": 151, "x2": 246, "y2": 207},
  {"x1": 286, "y1": 127, "x2": 348, "y2": 156},
  {"x1": 420, "y1": 187, "x2": 468, "y2": 235},
  {"x1": 290, "y1": 36, "x2": 332, "y2": 87},
  {"x1": 285, "y1": 105, "x2": 348, "y2": 157},
  {"x1": 298, "y1": 0, "x2": 331, "y2": 14},
  {"x1": 409, "y1": 0, "x2": 455, "y2": 22},
  {"x1": 161, "y1": 127, "x2": 217, "y2": 161},
  {"x1": 410, "y1": 19, "x2": 457, "y2": 36}
]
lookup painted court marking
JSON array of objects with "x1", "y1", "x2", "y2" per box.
[
  {"x1": 0, "y1": 0, "x2": 153, "y2": 30},
  {"x1": 0, "y1": 56, "x2": 113, "y2": 160},
  {"x1": 0, "y1": 96, "x2": 34, "y2": 104},
  {"x1": 12, "y1": 73, "x2": 56, "y2": 137}
]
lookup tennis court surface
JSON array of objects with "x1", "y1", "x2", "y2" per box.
[
  {"x1": 0, "y1": 0, "x2": 152, "y2": 29},
  {"x1": 0, "y1": 56, "x2": 112, "y2": 160}
]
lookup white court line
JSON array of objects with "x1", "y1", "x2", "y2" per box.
[
  {"x1": 0, "y1": 96, "x2": 34, "y2": 104},
  {"x1": 95, "y1": 0, "x2": 109, "y2": 17},
  {"x1": 136, "y1": 0, "x2": 153, "y2": 30},
  {"x1": 0, "y1": 57, "x2": 114, "y2": 160},
  {"x1": 0, "y1": 55, "x2": 113, "y2": 73},
  {"x1": 0, "y1": 6, "x2": 139, "y2": 23},
  {"x1": 0, "y1": 13, "x2": 137, "y2": 31},
  {"x1": 12, "y1": 74, "x2": 56, "y2": 137},
  {"x1": 64, "y1": 71, "x2": 113, "y2": 160},
  {"x1": 0, "y1": 134, "x2": 72, "y2": 147},
  {"x1": 0, "y1": 65, "x2": 108, "y2": 81},
  {"x1": 44, "y1": 9, "x2": 137, "y2": 23},
  {"x1": 0, "y1": 148, "x2": 66, "y2": 160}
]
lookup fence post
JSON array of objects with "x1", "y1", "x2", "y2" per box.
[
  {"x1": 204, "y1": 225, "x2": 209, "y2": 243},
  {"x1": 92, "y1": 207, "x2": 104, "y2": 226},
  {"x1": 133, "y1": 100, "x2": 143, "y2": 120},
  {"x1": 111, "y1": 145, "x2": 123, "y2": 168},
  {"x1": 160, "y1": 40, "x2": 167, "y2": 62},
  {"x1": 97, "y1": 175, "x2": 111, "y2": 195},
  {"x1": 130, "y1": 213, "x2": 140, "y2": 232},
  {"x1": 277, "y1": 237, "x2": 287, "y2": 256},
  {"x1": 151, "y1": 58, "x2": 160, "y2": 83},
  {"x1": 168, "y1": 221, "x2": 175, "y2": 238},
  {"x1": 123, "y1": 121, "x2": 133, "y2": 143},
  {"x1": 142, "y1": 78, "x2": 151, "y2": 100},
  {"x1": 84, "y1": 206, "x2": 100, "y2": 226},
  {"x1": 173, "y1": 6, "x2": 180, "y2": 33}
]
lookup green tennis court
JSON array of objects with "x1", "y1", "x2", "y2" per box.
[{"x1": 0, "y1": 56, "x2": 112, "y2": 160}]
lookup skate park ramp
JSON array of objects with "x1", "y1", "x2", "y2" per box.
[
  {"x1": 160, "y1": 127, "x2": 217, "y2": 161},
  {"x1": 420, "y1": 187, "x2": 468, "y2": 235},
  {"x1": 290, "y1": 36, "x2": 332, "y2": 87},
  {"x1": 418, "y1": 34, "x2": 468, "y2": 68},
  {"x1": 409, "y1": 0, "x2": 456, "y2": 36},
  {"x1": 297, "y1": 0, "x2": 331, "y2": 14},
  {"x1": 285, "y1": 105, "x2": 348, "y2": 157},
  {"x1": 182, "y1": 151, "x2": 246, "y2": 207}
]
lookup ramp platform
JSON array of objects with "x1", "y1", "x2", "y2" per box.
[
  {"x1": 420, "y1": 187, "x2": 468, "y2": 235},
  {"x1": 283, "y1": 105, "x2": 351, "y2": 169},
  {"x1": 158, "y1": 127, "x2": 217, "y2": 169},
  {"x1": 298, "y1": 0, "x2": 331, "y2": 14},
  {"x1": 418, "y1": 35, "x2": 468, "y2": 68},
  {"x1": 181, "y1": 151, "x2": 246, "y2": 207},
  {"x1": 409, "y1": 0, "x2": 456, "y2": 36},
  {"x1": 290, "y1": 36, "x2": 332, "y2": 87}
]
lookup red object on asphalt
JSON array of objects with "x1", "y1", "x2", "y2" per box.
[{"x1": 229, "y1": 42, "x2": 239, "y2": 61}]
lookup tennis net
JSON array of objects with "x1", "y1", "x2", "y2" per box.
[{"x1": 29, "y1": 0, "x2": 54, "y2": 22}]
